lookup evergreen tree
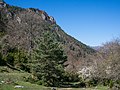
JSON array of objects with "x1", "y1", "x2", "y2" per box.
[
  {"x1": 2, "y1": 46, "x2": 28, "y2": 71},
  {"x1": 32, "y1": 31, "x2": 67, "y2": 86}
]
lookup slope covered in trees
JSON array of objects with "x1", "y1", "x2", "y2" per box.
[
  {"x1": 0, "y1": 1, "x2": 95, "y2": 72},
  {"x1": 0, "y1": 1, "x2": 120, "y2": 89},
  {"x1": 0, "y1": 1, "x2": 96, "y2": 87}
]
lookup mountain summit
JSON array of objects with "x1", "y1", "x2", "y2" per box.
[{"x1": 0, "y1": 2, "x2": 95, "y2": 72}]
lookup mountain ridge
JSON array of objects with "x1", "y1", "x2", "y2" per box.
[{"x1": 0, "y1": 1, "x2": 95, "y2": 72}]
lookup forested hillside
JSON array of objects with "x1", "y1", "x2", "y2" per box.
[
  {"x1": 0, "y1": 1, "x2": 120, "y2": 89},
  {"x1": 0, "y1": 1, "x2": 95, "y2": 72}
]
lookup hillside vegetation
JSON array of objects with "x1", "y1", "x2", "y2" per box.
[
  {"x1": 0, "y1": 1, "x2": 120, "y2": 90},
  {"x1": 0, "y1": 0, "x2": 95, "y2": 88},
  {"x1": 0, "y1": 1, "x2": 95, "y2": 72}
]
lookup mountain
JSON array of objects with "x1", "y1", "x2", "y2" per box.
[
  {"x1": 92, "y1": 46, "x2": 101, "y2": 51},
  {"x1": 0, "y1": 2, "x2": 95, "y2": 72}
]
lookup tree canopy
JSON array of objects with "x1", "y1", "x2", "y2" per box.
[{"x1": 31, "y1": 31, "x2": 67, "y2": 86}]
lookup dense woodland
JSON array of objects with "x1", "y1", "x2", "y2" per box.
[{"x1": 0, "y1": 1, "x2": 120, "y2": 90}]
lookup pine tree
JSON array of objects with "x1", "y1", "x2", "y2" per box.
[{"x1": 32, "y1": 31, "x2": 67, "y2": 86}]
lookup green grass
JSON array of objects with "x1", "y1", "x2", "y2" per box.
[
  {"x1": 0, "y1": 71, "x2": 108, "y2": 90},
  {"x1": 0, "y1": 82, "x2": 108, "y2": 90},
  {"x1": 0, "y1": 72, "x2": 30, "y2": 82},
  {"x1": 57, "y1": 86, "x2": 108, "y2": 90},
  {"x1": 0, "y1": 72, "x2": 51, "y2": 90},
  {"x1": 0, "y1": 81, "x2": 51, "y2": 90}
]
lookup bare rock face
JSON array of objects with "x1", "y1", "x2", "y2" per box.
[
  {"x1": 0, "y1": 0, "x2": 6, "y2": 8},
  {"x1": 27, "y1": 8, "x2": 56, "y2": 24}
]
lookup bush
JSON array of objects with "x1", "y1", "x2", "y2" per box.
[
  {"x1": 78, "y1": 81, "x2": 86, "y2": 88},
  {"x1": 24, "y1": 75, "x2": 38, "y2": 84},
  {"x1": 109, "y1": 80, "x2": 114, "y2": 88},
  {"x1": 85, "y1": 79, "x2": 98, "y2": 87},
  {"x1": 62, "y1": 72, "x2": 80, "y2": 82},
  {"x1": 36, "y1": 80, "x2": 43, "y2": 85},
  {"x1": 0, "y1": 53, "x2": 6, "y2": 66}
]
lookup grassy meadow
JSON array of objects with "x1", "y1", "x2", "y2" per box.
[{"x1": 0, "y1": 71, "x2": 108, "y2": 90}]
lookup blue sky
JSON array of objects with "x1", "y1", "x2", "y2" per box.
[{"x1": 5, "y1": 0, "x2": 120, "y2": 46}]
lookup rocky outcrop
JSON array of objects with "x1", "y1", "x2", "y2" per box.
[
  {"x1": 0, "y1": 0, "x2": 6, "y2": 8},
  {"x1": 27, "y1": 8, "x2": 56, "y2": 24}
]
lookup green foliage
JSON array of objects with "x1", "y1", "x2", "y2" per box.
[
  {"x1": 0, "y1": 53, "x2": 6, "y2": 66},
  {"x1": 1, "y1": 46, "x2": 29, "y2": 71},
  {"x1": 85, "y1": 78, "x2": 99, "y2": 87},
  {"x1": 62, "y1": 72, "x2": 80, "y2": 82},
  {"x1": 31, "y1": 31, "x2": 67, "y2": 87},
  {"x1": 0, "y1": 19, "x2": 6, "y2": 37},
  {"x1": 109, "y1": 80, "x2": 114, "y2": 88},
  {"x1": 4, "y1": 48, "x2": 27, "y2": 67}
]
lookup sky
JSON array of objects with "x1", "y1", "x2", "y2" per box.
[{"x1": 4, "y1": 0, "x2": 120, "y2": 46}]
